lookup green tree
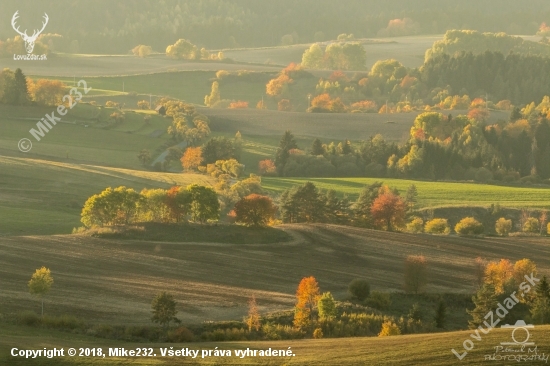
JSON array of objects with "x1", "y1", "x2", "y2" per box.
[
  {"x1": 467, "y1": 284, "x2": 498, "y2": 329},
  {"x1": 310, "y1": 138, "x2": 325, "y2": 156},
  {"x1": 151, "y1": 292, "x2": 180, "y2": 329},
  {"x1": 202, "y1": 137, "x2": 239, "y2": 164},
  {"x1": 434, "y1": 299, "x2": 447, "y2": 328},
  {"x1": 301, "y1": 43, "x2": 325, "y2": 69},
  {"x1": 405, "y1": 184, "x2": 418, "y2": 212},
  {"x1": 81, "y1": 186, "x2": 141, "y2": 227},
  {"x1": 187, "y1": 184, "x2": 220, "y2": 223},
  {"x1": 530, "y1": 276, "x2": 550, "y2": 324},
  {"x1": 407, "y1": 303, "x2": 422, "y2": 321},
  {"x1": 353, "y1": 182, "x2": 383, "y2": 227},
  {"x1": 274, "y1": 130, "x2": 298, "y2": 176},
  {"x1": 348, "y1": 279, "x2": 370, "y2": 301},
  {"x1": 404, "y1": 255, "x2": 428, "y2": 294},
  {"x1": 28, "y1": 267, "x2": 53, "y2": 316},
  {"x1": 14, "y1": 68, "x2": 29, "y2": 105},
  {"x1": 279, "y1": 182, "x2": 324, "y2": 223},
  {"x1": 138, "y1": 149, "x2": 152, "y2": 166},
  {"x1": 455, "y1": 217, "x2": 484, "y2": 235},
  {"x1": 318, "y1": 292, "x2": 337, "y2": 320},
  {"x1": 233, "y1": 194, "x2": 277, "y2": 227}
]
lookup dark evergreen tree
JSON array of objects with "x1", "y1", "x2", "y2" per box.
[
  {"x1": 467, "y1": 284, "x2": 498, "y2": 329},
  {"x1": 310, "y1": 138, "x2": 325, "y2": 156},
  {"x1": 275, "y1": 130, "x2": 298, "y2": 176},
  {"x1": 434, "y1": 299, "x2": 447, "y2": 328}
]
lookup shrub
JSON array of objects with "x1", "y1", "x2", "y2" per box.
[
  {"x1": 42, "y1": 315, "x2": 84, "y2": 330},
  {"x1": 495, "y1": 218, "x2": 512, "y2": 236},
  {"x1": 424, "y1": 218, "x2": 450, "y2": 235},
  {"x1": 523, "y1": 217, "x2": 540, "y2": 233},
  {"x1": 406, "y1": 217, "x2": 423, "y2": 233},
  {"x1": 167, "y1": 326, "x2": 195, "y2": 342},
  {"x1": 17, "y1": 311, "x2": 40, "y2": 326},
  {"x1": 365, "y1": 291, "x2": 391, "y2": 310},
  {"x1": 313, "y1": 328, "x2": 324, "y2": 339},
  {"x1": 378, "y1": 321, "x2": 401, "y2": 336},
  {"x1": 455, "y1": 217, "x2": 484, "y2": 236},
  {"x1": 348, "y1": 279, "x2": 370, "y2": 301}
]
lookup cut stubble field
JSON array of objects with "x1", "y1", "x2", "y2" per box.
[{"x1": 1, "y1": 224, "x2": 548, "y2": 326}]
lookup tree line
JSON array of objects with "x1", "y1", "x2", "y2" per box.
[
  {"x1": 267, "y1": 102, "x2": 550, "y2": 181},
  {"x1": 2, "y1": 0, "x2": 550, "y2": 53}
]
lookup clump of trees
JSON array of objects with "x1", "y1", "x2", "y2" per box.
[
  {"x1": 80, "y1": 185, "x2": 220, "y2": 227},
  {"x1": 232, "y1": 194, "x2": 277, "y2": 227},
  {"x1": 132, "y1": 45, "x2": 152, "y2": 58},
  {"x1": 301, "y1": 42, "x2": 367, "y2": 70}
]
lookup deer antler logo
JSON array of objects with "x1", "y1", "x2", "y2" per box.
[{"x1": 11, "y1": 11, "x2": 49, "y2": 54}]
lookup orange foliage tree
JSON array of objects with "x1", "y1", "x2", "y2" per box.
[
  {"x1": 266, "y1": 74, "x2": 292, "y2": 97},
  {"x1": 293, "y1": 276, "x2": 321, "y2": 329},
  {"x1": 229, "y1": 100, "x2": 249, "y2": 109},
  {"x1": 370, "y1": 189, "x2": 407, "y2": 231},
  {"x1": 233, "y1": 194, "x2": 277, "y2": 227},
  {"x1": 484, "y1": 259, "x2": 513, "y2": 294},
  {"x1": 467, "y1": 108, "x2": 489, "y2": 123},
  {"x1": 28, "y1": 79, "x2": 66, "y2": 106},
  {"x1": 278, "y1": 99, "x2": 292, "y2": 111},
  {"x1": 165, "y1": 186, "x2": 191, "y2": 223},
  {"x1": 180, "y1": 147, "x2": 203, "y2": 171},
  {"x1": 258, "y1": 159, "x2": 276, "y2": 175}
]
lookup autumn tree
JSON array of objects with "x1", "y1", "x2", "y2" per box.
[
  {"x1": 353, "y1": 182, "x2": 383, "y2": 227},
  {"x1": 180, "y1": 147, "x2": 203, "y2": 171},
  {"x1": 204, "y1": 81, "x2": 221, "y2": 107},
  {"x1": 246, "y1": 295, "x2": 261, "y2": 332},
  {"x1": 132, "y1": 45, "x2": 153, "y2": 58},
  {"x1": 151, "y1": 292, "x2": 180, "y2": 329},
  {"x1": 484, "y1": 259, "x2": 513, "y2": 294},
  {"x1": 370, "y1": 188, "x2": 406, "y2": 231},
  {"x1": 495, "y1": 218, "x2": 512, "y2": 236},
  {"x1": 404, "y1": 255, "x2": 428, "y2": 294},
  {"x1": 277, "y1": 99, "x2": 292, "y2": 111},
  {"x1": 137, "y1": 100, "x2": 150, "y2": 109},
  {"x1": 233, "y1": 194, "x2": 277, "y2": 227},
  {"x1": 28, "y1": 79, "x2": 66, "y2": 106},
  {"x1": 293, "y1": 276, "x2": 321, "y2": 330},
  {"x1": 165, "y1": 186, "x2": 192, "y2": 222},
  {"x1": 28, "y1": 267, "x2": 53, "y2": 316},
  {"x1": 513, "y1": 259, "x2": 537, "y2": 287},
  {"x1": 258, "y1": 159, "x2": 276, "y2": 176},
  {"x1": 166, "y1": 39, "x2": 198, "y2": 60},
  {"x1": 378, "y1": 321, "x2": 401, "y2": 336}
]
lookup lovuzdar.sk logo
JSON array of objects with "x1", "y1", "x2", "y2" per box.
[{"x1": 11, "y1": 10, "x2": 49, "y2": 60}]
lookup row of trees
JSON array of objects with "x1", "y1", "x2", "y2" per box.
[
  {"x1": 80, "y1": 185, "x2": 220, "y2": 227},
  {"x1": 469, "y1": 258, "x2": 550, "y2": 326},
  {"x1": 0, "y1": 68, "x2": 66, "y2": 107},
  {"x1": 268, "y1": 103, "x2": 550, "y2": 181}
]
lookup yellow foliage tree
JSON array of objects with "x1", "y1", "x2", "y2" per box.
[{"x1": 293, "y1": 276, "x2": 321, "y2": 329}]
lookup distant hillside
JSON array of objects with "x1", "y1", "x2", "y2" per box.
[
  {"x1": 426, "y1": 30, "x2": 550, "y2": 60},
  {"x1": 1, "y1": 0, "x2": 550, "y2": 53}
]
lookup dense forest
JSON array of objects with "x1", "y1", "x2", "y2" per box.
[{"x1": 2, "y1": 0, "x2": 550, "y2": 53}]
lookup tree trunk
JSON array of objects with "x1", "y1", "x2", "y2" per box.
[{"x1": 41, "y1": 299, "x2": 44, "y2": 317}]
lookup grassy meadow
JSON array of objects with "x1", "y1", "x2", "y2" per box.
[
  {"x1": 262, "y1": 177, "x2": 550, "y2": 209},
  {"x1": 2, "y1": 323, "x2": 550, "y2": 365}
]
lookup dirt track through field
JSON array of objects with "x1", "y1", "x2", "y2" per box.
[{"x1": 0, "y1": 224, "x2": 547, "y2": 325}]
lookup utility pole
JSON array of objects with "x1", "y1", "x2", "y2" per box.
[
  {"x1": 150, "y1": 94, "x2": 152, "y2": 108},
  {"x1": 123, "y1": 82, "x2": 125, "y2": 93}
]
